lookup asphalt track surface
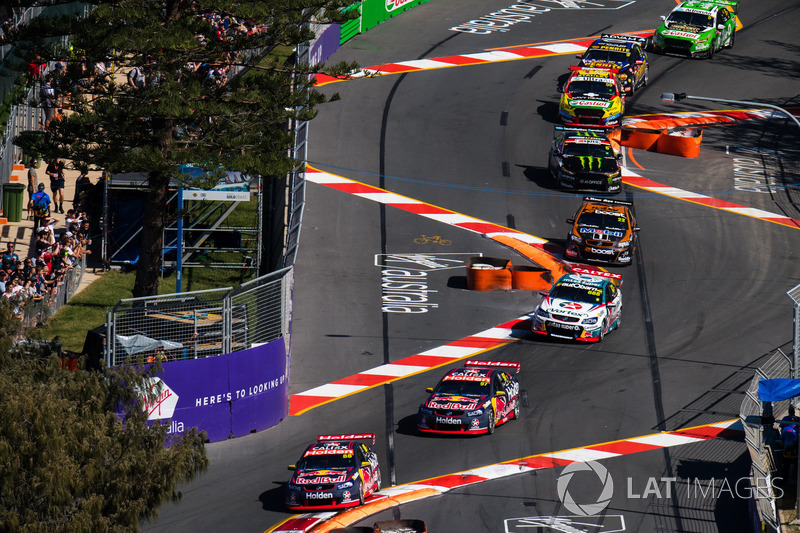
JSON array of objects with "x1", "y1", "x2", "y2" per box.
[{"x1": 141, "y1": 1, "x2": 800, "y2": 532}]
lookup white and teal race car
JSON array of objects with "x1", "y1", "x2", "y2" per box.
[{"x1": 651, "y1": 0, "x2": 738, "y2": 59}]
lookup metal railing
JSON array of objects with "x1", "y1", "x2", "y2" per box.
[
  {"x1": 104, "y1": 267, "x2": 292, "y2": 367},
  {"x1": 740, "y1": 349, "x2": 792, "y2": 532},
  {"x1": 19, "y1": 254, "x2": 86, "y2": 328}
]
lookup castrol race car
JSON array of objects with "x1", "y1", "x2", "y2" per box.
[
  {"x1": 651, "y1": 0, "x2": 738, "y2": 58},
  {"x1": 548, "y1": 127, "x2": 622, "y2": 193},
  {"x1": 285, "y1": 434, "x2": 381, "y2": 510},
  {"x1": 417, "y1": 360, "x2": 521, "y2": 435},
  {"x1": 577, "y1": 34, "x2": 649, "y2": 94},
  {"x1": 565, "y1": 197, "x2": 639, "y2": 264},
  {"x1": 531, "y1": 268, "x2": 623, "y2": 342},
  {"x1": 559, "y1": 67, "x2": 625, "y2": 128}
]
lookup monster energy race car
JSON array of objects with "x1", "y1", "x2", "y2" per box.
[
  {"x1": 651, "y1": 0, "x2": 738, "y2": 58},
  {"x1": 548, "y1": 127, "x2": 622, "y2": 194}
]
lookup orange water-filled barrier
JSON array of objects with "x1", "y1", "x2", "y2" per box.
[{"x1": 466, "y1": 257, "x2": 512, "y2": 291}]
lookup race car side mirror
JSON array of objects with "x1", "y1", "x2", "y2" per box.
[
  {"x1": 634, "y1": 226, "x2": 641, "y2": 231},
  {"x1": 426, "y1": 387, "x2": 433, "y2": 393},
  {"x1": 617, "y1": 154, "x2": 623, "y2": 161},
  {"x1": 496, "y1": 391, "x2": 506, "y2": 397},
  {"x1": 576, "y1": 54, "x2": 584, "y2": 59},
  {"x1": 539, "y1": 290, "x2": 549, "y2": 297},
  {"x1": 607, "y1": 302, "x2": 617, "y2": 308},
  {"x1": 288, "y1": 465, "x2": 296, "y2": 471},
  {"x1": 566, "y1": 218, "x2": 574, "y2": 224},
  {"x1": 361, "y1": 461, "x2": 371, "y2": 468},
  {"x1": 660, "y1": 15, "x2": 666, "y2": 21},
  {"x1": 717, "y1": 24, "x2": 725, "y2": 31}
]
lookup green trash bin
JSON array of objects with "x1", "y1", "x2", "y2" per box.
[{"x1": 3, "y1": 183, "x2": 26, "y2": 223}]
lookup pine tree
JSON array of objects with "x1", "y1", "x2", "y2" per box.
[
  {"x1": 6, "y1": 0, "x2": 356, "y2": 296},
  {"x1": 0, "y1": 299, "x2": 208, "y2": 530}
]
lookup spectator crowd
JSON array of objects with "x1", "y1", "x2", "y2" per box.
[{"x1": 2, "y1": 168, "x2": 94, "y2": 321}]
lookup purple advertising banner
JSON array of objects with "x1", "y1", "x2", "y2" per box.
[
  {"x1": 309, "y1": 24, "x2": 341, "y2": 66},
  {"x1": 143, "y1": 338, "x2": 289, "y2": 442}
]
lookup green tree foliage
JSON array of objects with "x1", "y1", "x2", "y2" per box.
[
  {"x1": 6, "y1": 0, "x2": 357, "y2": 296},
  {"x1": 0, "y1": 307, "x2": 208, "y2": 531}
]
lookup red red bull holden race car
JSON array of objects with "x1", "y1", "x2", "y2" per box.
[
  {"x1": 285, "y1": 434, "x2": 381, "y2": 510},
  {"x1": 417, "y1": 360, "x2": 521, "y2": 435}
]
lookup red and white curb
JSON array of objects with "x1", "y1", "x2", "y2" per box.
[
  {"x1": 314, "y1": 31, "x2": 653, "y2": 86},
  {"x1": 290, "y1": 315, "x2": 532, "y2": 415},
  {"x1": 624, "y1": 171, "x2": 800, "y2": 229},
  {"x1": 268, "y1": 419, "x2": 743, "y2": 532},
  {"x1": 304, "y1": 166, "x2": 550, "y2": 249}
]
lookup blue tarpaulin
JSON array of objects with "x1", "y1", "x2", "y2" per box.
[{"x1": 758, "y1": 378, "x2": 800, "y2": 402}]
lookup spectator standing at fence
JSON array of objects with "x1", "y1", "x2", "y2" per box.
[
  {"x1": 31, "y1": 183, "x2": 51, "y2": 230},
  {"x1": 27, "y1": 158, "x2": 38, "y2": 218},
  {"x1": 46, "y1": 158, "x2": 66, "y2": 214},
  {"x1": 40, "y1": 77, "x2": 57, "y2": 130},
  {"x1": 2, "y1": 243, "x2": 20, "y2": 273}
]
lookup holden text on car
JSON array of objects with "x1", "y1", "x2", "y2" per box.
[
  {"x1": 285, "y1": 434, "x2": 381, "y2": 510},
  {"x1": 417, "y1": 361, "x2": 521, "y2": 435}
]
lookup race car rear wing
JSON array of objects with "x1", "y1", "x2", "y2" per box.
[
  {"x1": 707, "y1": 0, "x2": 739, "y2": 14},
  {"x1": 584, "y1": 196, "x2": 632, "y2": 207},
  {"x1": 571, "y1": 266, "x2": 623, "y2": 286},
  {"x1": 318, "y1": 433, "x2": 376, "y2": 444},
  {"x1": 569, "y1": 65, "x2": 620, "y2": 74},
  {"x1": 465, "y1": 360, "x2": 521, "y2": 374},
  {"x1": 600, "y1": 33, "x2": 648, "y2": 45}
]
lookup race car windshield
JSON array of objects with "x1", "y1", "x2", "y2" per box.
[
  {"x1": 297, "y1": 454, "x2": 355, "y2": 470},
  {"x1": 549, "y1": 284, "x2": 603, "y2": 304},
  {"x1": 584, "y1": 50, "x2": 630, "y2": 63},
  {"x1": 435, "y1": 380, "x2": 488, "y2": 396},
  {"x1": 667, "y1": 11, "x2": 713, "y2": 27},
  {"x1": 577, "y1": 212, "x2": 628, "y2": 232},
  {"x1": 567, "y1": 80, "x2": 615, "y2": 97},
  {"x1": 563, "y1": 144, "x2": 614, "y2": 158}
]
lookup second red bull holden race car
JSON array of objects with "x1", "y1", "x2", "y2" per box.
[
  {"x1": 531, "y1": 268, "x2": 623, "y2": 342},
  {"x1": 285, "y1": 434, "x2": 381, "y2": 510},
  {"x1": 417, "y1": 361, "x2": 521, "y2": 435}
]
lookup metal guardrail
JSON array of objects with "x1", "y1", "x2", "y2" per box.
[
  {"x1": 104, "y1": 267, "x2": 292, "y2": 367},
  {"x1": 19, "y1": 254, "x2": 86, "y2": 328},
  {"x1": 740, "y1": 349, "x2": 792, "y2": 532}
]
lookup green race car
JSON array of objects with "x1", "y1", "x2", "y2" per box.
[{"x1": 651, "y1": 0, "x2": 738, "y2": 59}]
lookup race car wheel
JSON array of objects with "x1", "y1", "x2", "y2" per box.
[
  {"x1": 375, "y1": 471, "x2": 382, "y2": 493},
  {"x1": 359, "y1": 484, "x2": 366, "y2": 506},
  {"x1": 727, "y1": 30, "x2": 735, "y2": 49},
  {"x1": 708, "y1": 40, "x2": 715, "y2": 59},
  {"x1": 513, "y1": 401, "x2": 521, "y2": 420},
  {"x1": 642, "y1": 66, "x2": 649, "y2": 88},
  {"x1": 614, "y1": 314, "x2": 622, "y2": 330},
  {"x1": 487, "y1": 410, "x2": 496, "y2": 435},
  {"x1": 599, "y1": 320, "x2": 607, "y2": 341}
]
